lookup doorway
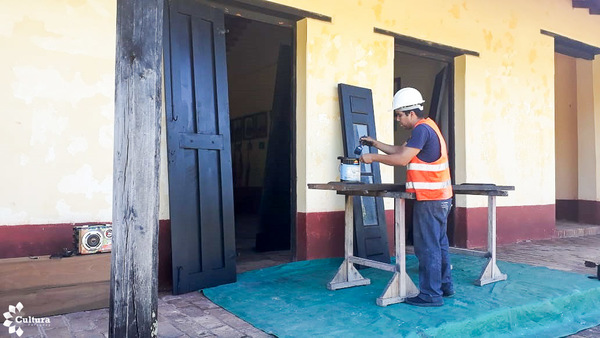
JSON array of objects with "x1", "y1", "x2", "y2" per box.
[
  {"x1": 554, "y1": 53, "x2": 600, "y2": 233},
  {"x1": 393, "y1": 47, "x2": 455, "y2": 245},
  {"x1": 554, "y1": 52, "x2": 579, "y2": 225},
  {"x1": 225, "y1": 16, "x2": 295, "y2": 271},
  {"x1": 551, "y1": 31, "x2": 600, "y2": 234},
  {"x1": 393, "y1": 52, "x2": 452, "y2": 184},
  {"x1": 164, "y1": 0, "x2": 296, "y2": 293}
]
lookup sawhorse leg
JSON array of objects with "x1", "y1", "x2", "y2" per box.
[
  {"x1": 476, "y1": 195, "x2": 507, "y2": 286},
  {"x1": 328, "y1": 195, "x2": 370, "y2": 290},
  {"x1": 377, "y1": 198, "x2": 419, "y2": 306}
]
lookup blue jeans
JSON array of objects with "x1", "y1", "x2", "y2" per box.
[{"x1": 412, "y1": 198, "x2": 453, "y2": 303}]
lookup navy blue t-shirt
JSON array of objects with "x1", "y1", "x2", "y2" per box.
[{"x1": 405, "y1": 123, "x2": 441, "y2": 163}]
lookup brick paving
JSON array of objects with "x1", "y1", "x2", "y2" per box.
[{"x1": 3, "y1": 235, "x2": 600, "y2": 338}]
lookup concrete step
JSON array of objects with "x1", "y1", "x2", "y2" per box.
[{"x1": 554, "y1": 220, "x2": 600, "y2": 239}]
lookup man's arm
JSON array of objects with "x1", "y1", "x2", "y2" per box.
[{"x1": 360, "y1": 146, "x2": 420, "y2": 166}]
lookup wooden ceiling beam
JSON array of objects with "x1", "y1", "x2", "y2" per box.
[
  {"x1": 541, "y1": 29, "x2": 600, "y2": 60},
  {"x1": 589, "y1": 0, "x2": 600, "y2": 14},
  {"x1": 572, "y1": 0, "x2": 589, "y2": 8},
  {"x1": 572, "y1": 0, "x2": 600, "y2": 14}
]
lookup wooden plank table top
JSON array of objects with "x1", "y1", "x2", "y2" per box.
[
  {"x1": 308, "y1": 182, "x2": 414, "y2": 198},
  {"x1": 308, "y1": 182, "x2": 515, "y2": 196}
]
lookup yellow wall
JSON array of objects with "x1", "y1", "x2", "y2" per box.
[
  {"x1": 0, "y1": 0, "x2": 178, "y2": 227},
  {"x1": 3, "y1": 0, "x2": 600, "y2": 226},
  {"x1": 296, "y1": 17, "x2": 395, "y2": 212},
  {"x1": 554, "y1": 53, "x2": 578, "y2": 200},
  {"x1": 0, "y1": 0, "x2": 118, "y2": 225},
  {"x1": 285, "y1": 0, "x2": 600, "y2": 211}
]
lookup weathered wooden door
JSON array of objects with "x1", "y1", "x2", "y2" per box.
[
  {"x1": 338, "y1": 83, "x2": 390, "y2": 264},
  {"x1": 428, "y1": 65, "x2": 456, "y2": 245},
  {"x1": 428, "y1": 66, "x2": 448, "y2": 123},
  {"x1": 164, "y1": 0, "x2": 236, "y2": 294}
]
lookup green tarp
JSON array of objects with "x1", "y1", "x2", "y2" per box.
[{"x1": 204, "y1": 255, "x2": 600, "y2": 337}]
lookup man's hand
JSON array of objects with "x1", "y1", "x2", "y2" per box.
[
  {"x1": 359, "y1": 153, "x2": 375, "y2": 164},
  {"x1": 359, "y1": 136, "x2": 376, "y2": 147}
]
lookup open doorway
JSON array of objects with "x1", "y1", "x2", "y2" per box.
[
  {"x1": 393, "y1": 52, "x2": 452, "y2": 184},
  {"x1": 551, "y1": 31, "x2": 600, "y2": 236},
  {"x1": 554, "y1": 52, "x2": 579, "y2": 225},
  {"x1": 225, "y1": 16, "x2": 294, "y2": 272},
  {"x1": 393, "y1": 49, "x2": 454, "y2": 245},
  {"x1": 554, "y1": 55, "x2": 600, "y2": 234}
]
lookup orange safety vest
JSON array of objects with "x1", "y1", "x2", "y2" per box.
[{"x1": 405, "y1": 118, "x2": 453, "y2": 201}]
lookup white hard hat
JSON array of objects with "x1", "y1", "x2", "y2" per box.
[{"x1": 392, "y1": 87, "x2": 425, "y2": 112}]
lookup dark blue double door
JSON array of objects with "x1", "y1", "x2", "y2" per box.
[{"x1": 164, "y1": 0, "x2": 236, "y2": 294}]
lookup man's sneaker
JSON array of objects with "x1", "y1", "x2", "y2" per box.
[
  {"x1": 442, "y1": 283, "x2": 455, "y2": 298},
  {"x1": 405, "y1": 295, "x2": 443, "y2": 307},
  {"x1": 442, "y1": 289, "x2": 455, "y2": 298}
]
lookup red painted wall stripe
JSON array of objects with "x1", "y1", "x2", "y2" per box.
[
  {"x1": 454, "y1": 204, "x2": 556, "y2": 248},
  {"x1": 0, "y1": 202, "x2": 582, "y2": 290}
]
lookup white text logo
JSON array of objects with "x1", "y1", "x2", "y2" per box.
[
  {"x1": 3, "y1": 302, "x2": 24, "y2": 337},
  {"x1": 3, "y1": 302, "x2": 51, "y2": 337}
]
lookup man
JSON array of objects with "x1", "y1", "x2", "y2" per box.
[{"x1": 359, "y1": 87, "x2": 453, "y2": 307}]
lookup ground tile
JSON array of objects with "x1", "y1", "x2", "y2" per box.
[
  {"x1": 238, "y1": 326, "x2": 273, "y2": 338},
  {"x1": 66, "y1": 317, "x2": 97, "y2": 332},
  {"x1": 43, "y1": 316, "x2": 68, "y2": 330},
  {"x1": 220, "y1": 314, "x2": 255, "y2": 329},
  {"x1": 73, "y1": 330, "x2": 104, "y2": 338},
  {"x1": 93, "y1": 321, "x2": 108, "y2": 334},
  {"x1": 179, "y1": 292, "x2": 204, "y2": 301},
  {"x1": 14, "y1": 327, "x2": 42, "y2": 338},
  {"x1": 179, "y1": 305, "x2": 206, "y2": 318},
  {"x1": 158, "y1": 322, "x2": 186, "y2": 338},
  {"x1": 191, "y1": 297, "x2": 220, "y2": 310},
  {"x1": 191, "y1": 315, "x2": 225, "y2": 329},
  {"x1": 168, "y1": 317, "x2": 213, "y2": 337},
  {"x1": 160, "y1": 295, "x2": 182, "y2": 302},
  {"x1": 210, "y1": 325, "x2": 246, "y2": 338},
  {"x1": 166, "y1": 299, "x2": 195, "y2": 308},
  {"x1": 43, "y1": 326, "x2": 72, "y2": 338}
]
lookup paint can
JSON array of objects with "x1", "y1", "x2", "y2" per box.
[{"x1": 338, "y1": 156, "x2": 361, "y2": 182}]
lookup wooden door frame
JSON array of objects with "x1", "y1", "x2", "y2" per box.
[{"x1": 375, "y1": 28, "x2": 480, "y2": 246}]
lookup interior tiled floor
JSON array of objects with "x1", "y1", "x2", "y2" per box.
[{"x1": 234, "y1": 213, "x2": 293, "y2": 274}]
